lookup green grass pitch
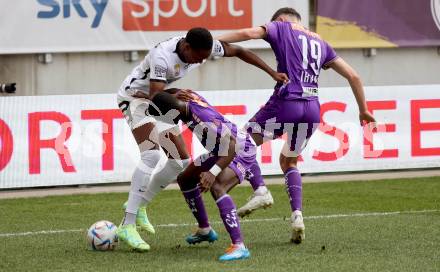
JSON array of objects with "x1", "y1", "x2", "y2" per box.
[{"x1": 0, "y1": 177, "x2": 439, "y2": 271}]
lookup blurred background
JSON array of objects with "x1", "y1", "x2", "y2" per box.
[
  {"x1": 1, "y1": 0, "x2": 439, "y2": 96},
  {"x1": 0, "y1": 0, "x2": 439, "y2": 189}
]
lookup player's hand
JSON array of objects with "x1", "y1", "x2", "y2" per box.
[
  {"x1": 177, "y1": 89, "x2": 196, "y2": 102},
  {"x1": 359, "y1": 110, "x2": 377, "y2": 128},
  {"x1": 271, "y1": 71, "x2": 289, "y2": 84},
  {"x1": 199, "y1": 171, "x2": 216, "y2": 193}
]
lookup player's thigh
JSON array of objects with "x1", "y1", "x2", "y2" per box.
[
  {"x1": 118, "y1": 96, "x2": 160, "y2": 151},
  {"x1": 210, "y1": 167, "x2": 239, "y2": 200},
  {"x1": 132, "y1": 122, "x2": 160, "y2": 151},
  {"x1": 158, "y1": 127, "x2": 190, "y2": 160},
  {"x1": 280, "y1": 100, "x2": 320, "y2": 160},
  {"x1": 246, "y1": 95, "x2": 281, "y2": 146}
]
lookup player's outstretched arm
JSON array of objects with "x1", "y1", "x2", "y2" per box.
[
  {"x1": 222, "y1": 42, "x2": 288, "y2": 83},
  {"x1": 216, "y1": 27, "x2": 267, "y2": 43},
  {"x1": 149, "y1": 80, "x2": 167, "y2": 99},
  {"x1": 327, "y1": 58, "x2": 376, "y2": 125},
  {"x1": 199, "y1": 136, "x2": 237, "y2": 193}
]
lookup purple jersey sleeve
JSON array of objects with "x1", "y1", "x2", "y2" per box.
[
  {"x1": 264, "y1": 22, "x2": 280, "y2": 46},
  {"x1": 322, "y1": 41, "x2": 338, "y2": 69}
]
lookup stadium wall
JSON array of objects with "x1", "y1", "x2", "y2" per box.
[
  {"x1": 1, "y1": 85, "x2": 439, "y2": 189},
  {"x1": 1, "y1": 47, "x2": 440, "y2": 96}
]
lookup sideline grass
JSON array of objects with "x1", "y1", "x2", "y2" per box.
[{"x1": 0, "y1": 177, "x2": 439, "y2": 271}]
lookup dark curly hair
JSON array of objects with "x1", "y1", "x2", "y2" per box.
[{"x1": 186, "y1": 27, "x2": 213, "y2": 51}]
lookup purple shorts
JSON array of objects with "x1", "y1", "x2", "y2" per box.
[
  {"x1": 247, "y1": 94, "x2": 320, "y2": 153},
  {"x1": 194, "y1": 148, "x2": 258, "y2": 183}
]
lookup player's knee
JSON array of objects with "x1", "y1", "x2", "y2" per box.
[
  {"x1": 168, "y1": 158, "x2": 191, "y2": 172},
  {"x1": 210, "y1": 182, "x2": 226, "y2": 200},
  {"x1": 176, "y1": 172, "x2": 185, "y2": 187},
  {"x1": 279, "y1": 154, "x2": 298, "y2": 173},
  {"x1": 138, "y1": 150, "x2": 161, "y2": 173},
  {"x1": 176, "y1": 173, "x2": 197, "y2": 191}
]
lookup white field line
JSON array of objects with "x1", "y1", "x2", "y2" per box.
[{"x1": 0, "y1": 209, "x2": 438, "y2": 238}]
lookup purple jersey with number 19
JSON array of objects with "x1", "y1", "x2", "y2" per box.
[{"x1": 265, "y1": 21, "x2": 338, "y2": 100}]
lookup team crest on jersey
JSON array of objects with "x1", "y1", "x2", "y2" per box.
[{"x1": 174, "y1": 64, "x2": 181, "y2": 76}]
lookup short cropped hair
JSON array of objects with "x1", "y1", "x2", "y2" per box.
[
  {"x1": 271, "y1": 7, "x2": 302, "y2": 22},
  {"x1": 186, "y1": 27, "x2": 213, "y2": 51},
  {"x1": 149, "y1": 91, "x2": 181, "y2": 124}
]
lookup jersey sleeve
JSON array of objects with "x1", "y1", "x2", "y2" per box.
[
  {"x1": 149, "y1": 48, "x2": 168, "y2": 82},
  {"x1": 263, "y1": 21, "x2": 280, "y2": 45},
  {"x1": 210, "y1": 40, "x2": 225, "y2": 57},
  {"x1": 322, "y1": 41, "x2": 339, "y2": 70}
]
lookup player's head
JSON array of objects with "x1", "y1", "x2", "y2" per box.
[
  {"x1": 181, "y1": 27, "x2": 213, "y2": 64},
  {"x1": 149, "y1": 89, "x2": 187, "y2": 124},
  {"x1": 271, "y1": 7, "x2": 301, "y2": 22}
]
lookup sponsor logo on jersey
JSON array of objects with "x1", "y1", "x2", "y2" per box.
[
  {"x1": 122, "y1": 0, "x2": 252, "y2": 31},
  {"x1": 154, "y1": 65, "x2": 167, "y2": 78}
]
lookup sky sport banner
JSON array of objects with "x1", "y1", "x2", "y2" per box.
[
  {"x1": 1, "y1": 85, "x2": 440, "y2": 189},
  {"x1": 316, "y1": 0, "x2": 440, "y2": 48},
  {"x1": 0, "y1": 0, "x2": 308, "y2": 54}
]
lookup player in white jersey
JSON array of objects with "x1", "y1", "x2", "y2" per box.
[{"x1": 115, "y1": 27, "x2": 288, "y2": 251}]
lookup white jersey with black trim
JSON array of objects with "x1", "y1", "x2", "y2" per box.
[{"x1": 118, "y1": 36, "x2": 225, "y2": 99}]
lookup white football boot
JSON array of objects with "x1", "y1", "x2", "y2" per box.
[
  {"x1": 291, "y1": 210, "x2": 305, "y2": 244},
  {"x1": 237, "y1": 189, "x2": 274, "y2": 218}
]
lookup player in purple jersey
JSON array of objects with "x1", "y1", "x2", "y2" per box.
[
  {"x1": 116, "y1": 27, "x2": 288, "y2": 251},
  {"x1": 217, "y1": 7, "x2": 376, "y2": 243},
  {"x1": 148, "y1": 88, "x2": 263, "y2": 261}
]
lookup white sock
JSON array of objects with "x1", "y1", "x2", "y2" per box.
[
  {"x1": 145, "y1": 158, "x2": 191, "y2": 201},
  {"x1": 124, "y1": 150, "x2": 161, "y2": 223},
  {"x1": 122, "y1": 212, "x2": 137, "y2": 226},
  {"x1": 234, "y1": 242, "x2": 245, "y2": 249},
  {"x1": 198, "y1": 226, "x2": 212, "y2": 235},
  {"x1": 255, "y1": 186, "x2": 268, "y2": 196},
  {"x1": 293, "y1": 210, "x2": 303, "y2": 217}
]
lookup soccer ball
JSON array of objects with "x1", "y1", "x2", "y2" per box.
[{"x1": 87, "y1": 220, "x2": 118, "y2": 251}]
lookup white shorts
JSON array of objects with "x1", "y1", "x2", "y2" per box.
[{"x1": 117, "y1": 93, "x2": 179, "y2": 133}]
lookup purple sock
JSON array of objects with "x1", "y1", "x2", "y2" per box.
[
  {"x1": 182, "y1": 186, "x2": 210, "y2": 228},
  {"x1": 285, "y1": 167, "x2": 302, "y2": 211},
  {"x1": 248, "y1": 163, "x2": 265, "y2": 191},
  {"x1": 216, "y1": 194, "x2": 243, "y2": 244}
]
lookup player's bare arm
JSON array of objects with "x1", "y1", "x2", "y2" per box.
[
  {"x1": 216, "y1": 26, "x2": 267, "y2": 43},
  {"x1": 221, "y1": 42, "x2": 288, "y2": 83},
  {"x1": 148, "y1": 73, "x2": 193, "y2": 104},
  {"x1": 200, "y1": 136, "x2": 237, "y2": 193},
  {"x1": 149, "y1": 80, "x2": 167, "y2": 99},
  {"x1": 327, "y1": 57, "x2": 376, "y2": 125}
]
